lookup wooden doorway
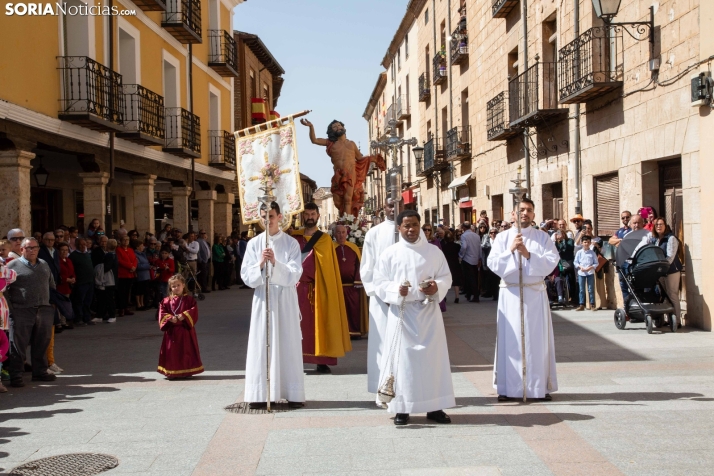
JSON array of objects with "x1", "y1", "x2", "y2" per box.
[{"x1": 31, "y1": 188, "x2": 63, "y2": 234}]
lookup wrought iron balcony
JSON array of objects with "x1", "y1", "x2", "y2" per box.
[
  {"x1": 486, "y1": 91, "x2": 523, "y2": 141},
  {"x1": 445, "y1": 126, "x2": 472, "y2": 161},
  {"x1": 386, "y1": 104, "x2": 397, "y2": 129},
  {"x1": 116, "y1": 84, "x2": 165, "y2": 146},
  {"x1": 58, "y1": 56, "x2": 125, "y2": 132},
  {"x1": 418, "y1": 138, "x2": 448, "y2": 177},
  {"x1": 163, "y1": 107, "x2": 201, "y2": 158},
  {"x1": 397, "y1": 96, "x2": 410, "y2": 120},
  {"x1": 433, "y1": 53, "x2": 447, "y2": 86},
  {"x1": 418, "y1": 73, "x2": 431, "y2": 102},
  {"x1": 132, "y1": 0, "x2": 165, "y2": 12},
  {"x1": 208, "y1": 30, "x2": 238, "y2": 77},
  {"x1": 209, "y1": 130, "x2": 236, "y2": 170},
  {"x1": 508, "y1": 59, "x2": 568, "y2": 128},
  {"x1": 558, "y1": 27, "x2": 623, "y2": 104},
  {"x1": 450, "y1": 24, "x2": 468, "y2": 66},
  {"x1": 492, "y1": 0, "x2": 519, "y2": 19},
  {"x1": 162, "y1": 0, "x2": 202, "y2": 44}
]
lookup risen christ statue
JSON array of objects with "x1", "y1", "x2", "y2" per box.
[{"x1": 301, "y1": 119, "x2": 385, "y2": 218}]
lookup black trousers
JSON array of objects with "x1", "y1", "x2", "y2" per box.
[
  {"x1": 8, "y1": 306, "x2": 54, "y2": 378},
  {"x1": 462, "y1": 262, "x2": 480, "y2": 300},
  {"x1": 234, "y1": 257, "x2": 244, "y2": 285},
  {"x1": 117, "y1": 278, "x2": 135, "y2": 310},
  {"x1": 197, "y1": 260, "x2": 210, "y2": 292},
  {"x1": 96, "y1": 287, "x2": 116, "y2": 320}
]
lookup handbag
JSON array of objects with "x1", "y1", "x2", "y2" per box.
[
  {"x1": 559, "y1": 259, "x2": 572, "y2": 273},
  {"x1": 377, "y1": 280, "x2": 409, "y2": 404},
  {"x1": 595, "y1": 254, "x2": 608, "y2": 273}
]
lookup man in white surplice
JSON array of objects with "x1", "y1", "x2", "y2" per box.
[
  {"x1": 373, "y1": 210, "x2": 455, "y2": 426},
  {"x1": 360, "y1": 199, "x2": 397, "y2": 401},
  {"x1": 487, "y1": 198, "x2": 559, "y2": 401},
  {"x1": 241, "y1": 202, "x2": 305, "y2": 409}
]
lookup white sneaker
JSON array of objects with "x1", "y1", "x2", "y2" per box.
[
  {"x1": 91, "y1": 318, "x2": 103, "y2": 323},
  {"x1": 106, "y1": 318, "x2": 117, "y2": 323},
  {"x1": 46, "y1": 368, "x2": 55, "y2": 375},
  {"x1": 49, "y1": 364, "x2": 63, "y2": 374}
]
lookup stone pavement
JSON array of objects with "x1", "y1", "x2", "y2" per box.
[{"x1": 1, "y1": 288, "x2": 714, "y2": 476}]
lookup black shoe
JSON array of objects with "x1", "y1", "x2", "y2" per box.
[
  {"x1": 468, "y1": 297, "x2": 480, "y2": 303},
  {"x1": 497, "y1": 395, "x2": 509, "y2": 402},
  {"x1": 62, "y1": 323, "x2": 74, "y2": 330},
  {"x1": 315, "y1": 364, "x2": 331, "y2": 374},
  {"x1": 10, "y1": 377, "x2": 24, "y2": 387},
  {"x1": 454, "y1": 298, "x2": 459, "y2": 304},
  {"x1": 350, "y1": 335, "x2": 362, "y2": 340},
  {"x1": 394, "y1": 413, "x2": 410, "y2": 426},
  {"x1": 24, "y1": 363, "x2": 32, "y2": 373},
  {"x1": 54, "y1": 325, "x2": 64, "y2": 334},
  {"x1": 464, "y1": 295, "x2": 472, "y2": 301},
  {"x1": 543, "y1": 394, "x2": 552, "y2": 401},
  {"x1": 288, "y1": 401, "x2": 305, "y2": 409},
  {"x1": 248, "y1": 402, "x2": 267, "y2": 410},
  {"x1": 482, "y1": 294, "x2": 493, "y2": 299},
  {"x1": 426, "y1": 410, "x2": 451, "y2": 424},
  {"x1": 32, "y1": 373, "x2": 57, "y2": 382}
]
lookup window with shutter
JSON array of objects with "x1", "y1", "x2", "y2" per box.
[{"x1": 594, "y1": 173, "x2": 620, "y2": 236}]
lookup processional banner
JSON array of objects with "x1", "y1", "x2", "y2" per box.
[{"x1": 234, "y1": 116, "x2": 305, "y2": 231}]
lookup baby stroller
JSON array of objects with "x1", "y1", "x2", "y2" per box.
[
  {"x1": 614, "y1": 240, "x2": 676, "y2": 334},
  {"x1": 177, "y1": 261, "x2": 205, "y2": 302}
]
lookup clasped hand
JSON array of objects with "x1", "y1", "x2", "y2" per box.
[
  {"x1": 169, "y1": 314, "x2": 184, "y2": 324},
  {"x1": 259, "y1": 248, "x2": 276, "y2": 268},
  {"x1": 400, "y1": 280, "x2": 437, "y2": 297},
  {"x1": 510, "y1": 233, "x2": 530, "y2": 259}
]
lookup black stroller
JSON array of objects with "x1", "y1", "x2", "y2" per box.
[{"x1": 614, "y1": 231, "x2": 677, "y2": 334}]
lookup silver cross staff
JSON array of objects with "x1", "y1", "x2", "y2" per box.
[
  {"x1": 258, "y1": 185, "x2": 277, "y2": 412},
  {"x1": 509, "y1": 166, "x2": 528, "y2": 403}
]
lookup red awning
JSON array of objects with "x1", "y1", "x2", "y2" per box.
[
  {"x1": 402, "y1": 190, "x2": 415, "y2": 204},
  {"x1": 459, "y1": 200, "x2": 473, "y2": 209}
]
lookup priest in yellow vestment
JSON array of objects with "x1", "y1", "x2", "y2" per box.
[{"x1": 292, "y1": 203, "x2": 352, "y2": 373}]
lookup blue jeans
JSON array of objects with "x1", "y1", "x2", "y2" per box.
[{"x1": 578, "y1": 274, "x2": 595, "y2": 306}]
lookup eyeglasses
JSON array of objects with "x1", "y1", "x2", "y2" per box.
[
  {"x1": 489, "y1": 231, "x2": 497, "y2": 235},
  {"x1": 621, "y1": 215, "x2": 631, "y2": 219},
  {"x1": 24, "y1": 246, "x2": 39, "y2": 251},
  {"x1": 573, "y1": 220, "x2": 583, "y2": 223},
  {"x1": 423, "y1": 228, "x2": 432, "y2": 231},
  {"x1": 9, "y1": 237, "x2": 25, "y2": 241}
]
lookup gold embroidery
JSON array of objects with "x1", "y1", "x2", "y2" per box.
[
  {"x1": 307, "y1": 282, "x2": 315, "y2": 306},
  {"x1": 157, "y1": 365, "x2": 204, "y2": 375},
  {"x1": 183, "y1": 311, "x2": 194, "y2": 327},
  {"x1": 159, "y1": 313, "x2": 172, "y2": 327}
]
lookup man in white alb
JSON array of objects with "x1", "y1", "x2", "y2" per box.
[
  {"x1": 373, "y1": 210, "x2": 455, "y2": 426},
  {"x1": 487, "y1": 198, "x2": 559, "y2": 401},
  {"x1": 360, "y1": 199, "x2": 397, "y2": 403},
  {"x1": 240, "y1": 202, "x2": 305, "y2": 409}
]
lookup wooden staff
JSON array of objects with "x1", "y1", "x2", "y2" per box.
[
  {"x1": 509, "y1": 166, "x2": 528, "y2": 403},
  {"x1": 234, "y1": 110, "x2": 312, "y2": 138}
]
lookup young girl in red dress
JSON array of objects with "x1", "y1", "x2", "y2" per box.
[{"x1": 158, "y1": 274, "x2": 204, "y2": 379}]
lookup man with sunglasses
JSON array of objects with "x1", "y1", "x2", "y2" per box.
[
  {"x1": 5, "y1": 238, "x2": 57, "y2": 387},
  {"x1": 608, "y1": 211, "x2": 632, "y2": 247},
  {"x1": 6, "y1": 229, "x2": 25, "y2": 260}
]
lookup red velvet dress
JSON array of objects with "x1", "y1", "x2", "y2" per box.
[
  {"x1": 294, "y1": 235, "x2": 337, "y2": 366},
  {"x1": 335, "y1": 244, "x2": 362, "y2": 336},
  {"x1": 158, "y1": 295, "x2": 204, "y2": 378}
]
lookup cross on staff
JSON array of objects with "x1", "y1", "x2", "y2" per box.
[{"x1": 248, "y1": 151, "x2": 292, "y2": 188}]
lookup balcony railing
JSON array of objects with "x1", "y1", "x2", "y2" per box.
[
  {"x1": 492, "y1": 0, "x2": 519, "y2": 18},
  {"x1": 116, "y1": 84, "x2": 165, "y2": 146},
  {"x1": 508, "y1": 59, "x2": 568, "y2": 128},
  {"x1": 386, "y1": 104, "x2": 396, "y2": 129},
  {"x1": 445, "y1": 126, "x2": 472, "y2": 161},
  {"x1": 209, "y1": 130, "x2": 236, "y2": 170},
  {"x1": 163, "y1": 107, "x2": 201, "y2": 158},
  {"x1": 418, "y1": 138, "x2": 448, "y2": 177},
  {"x1": 450, "y1": 16, "x2": 468, "y2": 66},
  {"x1": 433, "y1": 53, "x2": 447, "y2": 85},
  {"x1": 486, "y1": 91, "x2": 523, "y2": 141},
  {"x1": 58, "y1": 56, "x2": 125, "y2": 132},
  {"x1": 418, "y1": 73, "x2": 431, "y2": 101},
  {"x1": 162, "y1": 0, "x2": 202, "y2": 44},
  {"x1": 132, "y1": 0, "x2": 165, "y2": 11},
  {"x1": 397, "y1": 95, "x2": 410, "y2": 120},
  {"x1": 208, "y1": 30, "x2": 238, "y2": 77},
  {"x1": 558, "y1": 26, "x2": 623, "y2": 104}
]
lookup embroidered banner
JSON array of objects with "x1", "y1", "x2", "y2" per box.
[{"x1": 235, "y1": 118, "x2": 304, "y2": 230}]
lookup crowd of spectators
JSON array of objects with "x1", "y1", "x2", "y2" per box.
[{"x1": 0, "y1": 220, "x2": 252, "y2": 392}]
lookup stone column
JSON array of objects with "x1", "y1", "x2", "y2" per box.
[
  {"x1": 214, "y1": 192, "x2": 235, "y2": 238},
  {"x1": 196, "y1": 190, "x2": 217, "y2": 240},
  {"x1": 171, "y1": 186, "x2": 192, "y2": 232},
  {"x1": 0, "y1": 149, "x2": 33, "y2": 235},
  {"x1": 79, "y1": 172, "x2": 110, "y2": 229},
  {"x1": 132, "y1": 175, "x2": 157, "y2": 236}
]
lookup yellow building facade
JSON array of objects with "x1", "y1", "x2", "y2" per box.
[{"x1": 0, "y1": 0, "x2": 243, "y2": 240}]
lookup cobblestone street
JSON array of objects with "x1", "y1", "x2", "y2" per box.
[{"x1": 2, "y1": 288, "x2": 713, "y2": 475}]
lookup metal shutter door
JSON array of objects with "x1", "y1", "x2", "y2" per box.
[{"x1": 595, "y1": 173, "x2": 620, "y2": 236}]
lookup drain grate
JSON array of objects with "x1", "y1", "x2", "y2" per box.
[
  {"x1": 9, "y1": 453, "x2": 118, "y2": 476},
  {"x1": 224, "y1": 402, "x2": 300, "y2": 414}
]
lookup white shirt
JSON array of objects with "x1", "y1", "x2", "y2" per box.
[{"x1": 185, "y1": 240, "x2": 199, "y2": 261}]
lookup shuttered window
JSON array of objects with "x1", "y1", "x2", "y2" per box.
[{"x1": 594, "y1": 173, "x2": 620, "y2": 236}]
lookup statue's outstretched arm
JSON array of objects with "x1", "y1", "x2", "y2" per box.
[{"x1": 300, "y1": 119, "x2": 328, "y2": 146}]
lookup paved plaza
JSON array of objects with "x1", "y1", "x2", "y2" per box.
[{"x1": 1, "y1": 288, "x2": 713, "y2": 476}]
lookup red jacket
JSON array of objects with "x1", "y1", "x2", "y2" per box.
[
  {"x1": 153, "y1": 258, "x2": 175, "y2": 283},
  {"x1": 116, "y1": 246, "x2": 138, "y2": 279},
  {"x1": 58, "y1": 258, "x2": 75, "y2": 295}
]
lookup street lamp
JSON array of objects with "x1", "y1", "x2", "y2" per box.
[
  {"x1": 591, "y1": 0, "x2": 654, "y2": 44},
  {"x1": 33, "y1": 156, "x2": 49, "y2": 187}
]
